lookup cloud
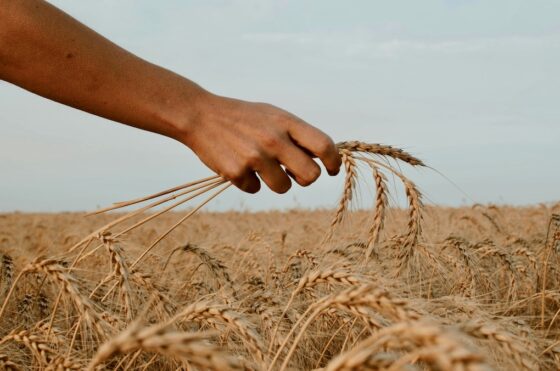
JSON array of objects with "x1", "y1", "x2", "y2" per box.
[{"x1": 243, "y1": 31, "x2": 558, "y2": 59}]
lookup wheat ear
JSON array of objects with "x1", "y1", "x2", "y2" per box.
[
  {"x1": 358, "y1": 157, "x2": 423, "y2": 269},
  {"x1": 365, "y1": 165, "x2": 388, "y2": 260},
  {"x1": 172, "y1": 301, "x2": 266, "y2": 364},
  {"x1": 336, "y1": 141, "x2": 425, "y2": 166},
  {"x1": 180, "y1": 243, "x2": 234, "y2": 288},
  {"x1": 103, "y1": 237, "x2": 134, "y2": 321},
  {"x1": 460, "y1": 320, "x2": 536, "y2": 370},
  {"x1": 87, "y1": 322, "x2": 238, "y2": 371},
  {"x1": 1, "y1": 254, "x2": 13, "y2": 290},
  {"x1": 2, "y1": 258, "x2": 111, "y2": 339},
  {"x1": 0, "y1": 329, "x2": 81, "y2": 370},
  {"x1": 324, "y1": 321, "x2": 486, "y2": 371},
  {"x1": 0, "y1": 354, "x2": 19, "y2": 371},
  {"x1": 271, "y1": 284, "x2": 417, "y2": 371},
  {"x1": 325, "y1": 149, "x2": 357, "y2": 242},
  {"x1": 269, "y1": 269, "x2": 366, "y2": 354}
]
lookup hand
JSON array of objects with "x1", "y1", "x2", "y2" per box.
[{"x1": 178, "y1": 93, "x2": 342, "y2": 194}]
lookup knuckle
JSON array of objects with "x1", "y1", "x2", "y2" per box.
[
  {"x1": 261, "y1": 132, "x2": 282, "y2": 149},
  {"x1": 222, "y1": 166, "x2": 244, "y2": 182},
  {"x1": 244, "y1": 150, "x2": 263, "y2": 169}
]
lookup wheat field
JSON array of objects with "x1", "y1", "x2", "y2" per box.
[{"x1": 0, "y1": 142, "x2": 559, "y2": 370}]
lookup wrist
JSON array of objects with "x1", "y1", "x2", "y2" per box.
[{"x1": 158, "y1": 78, "x2": 214, "y2": 147}]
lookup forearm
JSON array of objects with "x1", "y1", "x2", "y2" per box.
[{"x1": 0, "y1": 0, "x2": 203, "y2": 140}]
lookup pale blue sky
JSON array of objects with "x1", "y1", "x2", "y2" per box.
[{"x1": 1, "y1": 1, "x2": 559, "y2": 212}]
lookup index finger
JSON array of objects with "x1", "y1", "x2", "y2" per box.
[{"x1": 287, "y1": 120, "x2": 341, "y2": 176}]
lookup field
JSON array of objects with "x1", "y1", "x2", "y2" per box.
[
  {"x1": 0, "y1": 205, "x2": 559, "y2": 370},
  {"x1": 0, "y1": 143, "x2": 560, "y2": 370}
]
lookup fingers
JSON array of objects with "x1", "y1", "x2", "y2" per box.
[
  {"x1": 277, "y1": 144, "x2": 321, "y2": 187},
  {"x1": 227, "y1": 169, "x2": 261, "y2": 194},
  {"x1": 287, "y1": 121, "x2": 341, "y2": 176},
  {"x1": 223, "y1": 150, "x2": 291, "y2": 194},
  {"x1": 219, "y1": 155, "x2": 261, "y2": 193},
  {"x1": 255, "y1": 158, "x2": 292, "y2": 194},
  {"x1": 224, "y1": 128, "x2": 333, "y2": 193}
]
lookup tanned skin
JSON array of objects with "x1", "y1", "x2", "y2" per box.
[{"x1": 0, "y1": 0, "x2": 341, "y2": 194}]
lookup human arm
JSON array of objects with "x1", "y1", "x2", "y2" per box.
[{"x1": 0, "y1": 0, "x2": 341, "y2": 193}]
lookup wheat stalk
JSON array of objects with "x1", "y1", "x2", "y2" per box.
[
  {"x1": 87, "y1": 175, "x2": 221, "y2": 215},
  {"x1": 85, "y1": 141, "x2": 425, "y2": 270},
  {"x1": 70, "y1": 177, "x2": 226, "y2": 254}
]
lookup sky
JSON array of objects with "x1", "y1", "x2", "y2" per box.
[{"x1": 1, "y1": 0, "x2": 559, "y2": 212}]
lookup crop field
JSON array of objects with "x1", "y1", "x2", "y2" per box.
[{"x1": 0, "y1": 143, "x2": 559, "y2": 370}]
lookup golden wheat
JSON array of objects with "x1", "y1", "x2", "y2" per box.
[{"x1": 0, "y1": 142, "x2": 557, "y2": 370}]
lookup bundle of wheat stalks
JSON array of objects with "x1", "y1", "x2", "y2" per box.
[{"x1": 1, "y1": 141, "x2": 560, "y2": 370}]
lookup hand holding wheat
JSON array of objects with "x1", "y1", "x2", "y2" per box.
[
  {"x1": 79, "y1": 141, "x2": 425, "y2": 270},
  {"x1": 180, "y1": 95, "x2": 343, "y2": 194}
]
